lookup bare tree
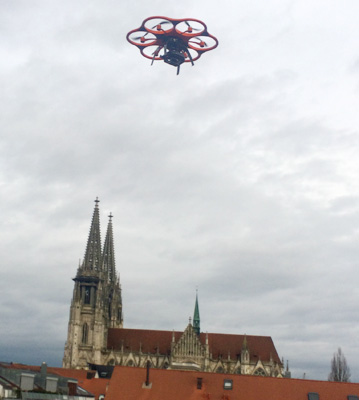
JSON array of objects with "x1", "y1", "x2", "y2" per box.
[{"x1": 328, "y1": 347, "x2": 351, "y2": 382}]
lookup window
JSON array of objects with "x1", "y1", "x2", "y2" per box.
[
  {"x1": 348, "y1": 396, "x2": 359, "y2": 400},
  {"x1": 82, "y1": 323, "x2": 88, "y2": 344},
  {"x1": 308, "y1": 393, "x2": 319, "y2": 400},
  {"x1": 223, "y1": 379, "x2": 233, "y2": 390},
  {"x1": 254, "y1": 368, "x2": 266, "y2": 376},
  {"x1": 84, "y1": 287, "x2": 91, "y2": 304}
]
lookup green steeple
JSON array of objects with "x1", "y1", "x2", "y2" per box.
[{"x1": 193, "y1": 290, "x2": 200, "y2": 335}]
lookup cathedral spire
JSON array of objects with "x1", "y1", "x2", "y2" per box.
[
  {"x1": 103, "y1": 212, "x2": 116, "y2": 283},
  {"x1": 82, "y1": 198, "x2": 102, "y2": 271},
  {"x1": 193, "y1": 289, "x2": 200, "y2": 335}
]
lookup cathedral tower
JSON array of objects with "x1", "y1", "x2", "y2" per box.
[{"x1": 63, "y1": 199, "x2": 123, "y2": 369}]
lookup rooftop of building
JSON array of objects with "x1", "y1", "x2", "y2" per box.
[
  {"x1": 2, "y1": 362, "x2": 359, "y2": 400},
  {"x1": 106, "y1": 365, "x2": 359, "y2": 400},
  {"x1": 107, "y1": 327, "x2": 282, "y2": 364}
]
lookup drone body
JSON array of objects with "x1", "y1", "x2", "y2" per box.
[{"x1": 126, "y1": 16, "x2": 219, "y2": 74}]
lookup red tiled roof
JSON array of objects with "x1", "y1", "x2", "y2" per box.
[
  {"x1": 107, "y1": 328, "x2": 281, "y2": 364},
  {"x1": 204, "y1": 332, "x2": 281, "y2": 363},
  {"x1": 47, "y1": 367, "x2": 89, "y2": 381},
  {"x1": 47, "y1": 367, "x2": 110, "y2": 399},
  {"x1": 80, "y1": 378, "x2": 110, "y2": 400},
  {"x1": 106, "y1": 366, "x2": 359, "y2": 400},
  {"x1": 107, "y1": 328, "x2": 179, "y2": 355},
  {"x1": 3, "y1": 363, "x2": 42, "y2": 372}
]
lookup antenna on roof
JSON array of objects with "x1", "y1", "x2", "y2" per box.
[{"x1": 146, "y1": 360, "x2": 151, "y2": 386}]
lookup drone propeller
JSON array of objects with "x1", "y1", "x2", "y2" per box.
[
  {"x1": 189, "y1": 37, "x2": 208, "y2": 47},
  {"x1": 184, "y1": 20, "x2": 202, "y2": 33},
  {"x1": 133, "y1": 32, "x2": 151, "y2": 41},
  {"x1": 151, "y1": 21, "x2": 171, "y2": 30}
]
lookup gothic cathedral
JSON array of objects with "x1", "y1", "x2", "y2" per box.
[{"x1": 63, "y1": 200, "x2": 287, "y2": 378}]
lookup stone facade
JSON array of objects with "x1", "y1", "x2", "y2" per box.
[{"x1": 63, "y1": 200, "x2": 287, "y2": 378}]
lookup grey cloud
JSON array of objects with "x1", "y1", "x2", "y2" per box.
[{"x1": 1, "y1": 0, "x2": 359, "y2": 383}]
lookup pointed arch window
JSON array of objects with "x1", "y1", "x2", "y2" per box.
[
  {"x1": 82, "y1": 323, "x2": 89, "y2": 344},
  {"x1": 84, "y1": 287, "x2": 91, "y2": 304}
]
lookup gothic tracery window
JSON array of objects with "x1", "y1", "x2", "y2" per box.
[
  {"x1": 82, "y1": 323, "x2": 88, "y2": 344},
  {"x1": 254, "y1": 368, "x2": 266, "y2": 376}
]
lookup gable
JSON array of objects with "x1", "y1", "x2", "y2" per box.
[{"x1": 172, "y1": 324, "x2": 205, "y2": 358}]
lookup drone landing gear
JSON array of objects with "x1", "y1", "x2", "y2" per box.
[
  {"x1": 159, "y1": 38, "x2": 195, "y2": 75},
  {"x1": 161, "y1": 50, "x2": 185, "y2": 75}
]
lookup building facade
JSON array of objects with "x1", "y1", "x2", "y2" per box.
[{"x1": 63, "y1": 200, "x2": 286, "y2": 377}]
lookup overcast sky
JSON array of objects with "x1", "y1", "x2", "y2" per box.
[{"x1": 1, "y1": 0, "x2": 359, "y2": 382}]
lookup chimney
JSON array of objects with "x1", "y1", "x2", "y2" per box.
[
  {"x1": 45, "y1": 377, "x2": 58, "y2": 393},
  {"x1": 40, "y1": 362, "x2": 47, "y2": 378},
  {"x1": 68, "y1": 380, "x2": 78, "y2": 396},
  {"x1": 197, "y1": 377, "x2": 203, "y2": 390},
  {"x1": 20, "y1": 373, "x2": 35, "y2": 391}
]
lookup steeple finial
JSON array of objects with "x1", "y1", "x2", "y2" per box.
[
  {"x1": 193, "y1": 289, "x2": 200, "y2": 335},
  {"x1": 82, "y1": 199, "x2": 102, "y2": 272},
  {"x1": 242, "y1": 334, "x2": 248, "y2": 350}
]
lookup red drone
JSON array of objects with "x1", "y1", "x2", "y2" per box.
[{"x1": 126, "y1": 16, "x2": 219, "y2": 75}]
